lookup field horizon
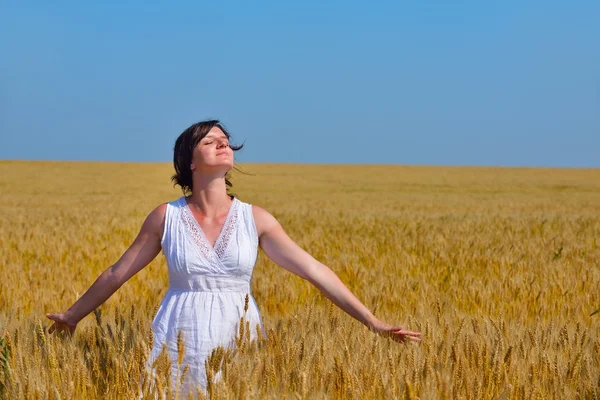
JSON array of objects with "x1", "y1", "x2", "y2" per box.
[{"x1": 2, "y1": 159, "x2": 599, "y2": 170}]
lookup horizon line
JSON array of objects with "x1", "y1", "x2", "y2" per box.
[{"x1": 1, "y1": 158, "x2": 599, "y2": 170}]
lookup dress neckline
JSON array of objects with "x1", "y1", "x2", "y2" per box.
[{"x1": 180, "y1": 196, "x2": 240, "y2": 261}]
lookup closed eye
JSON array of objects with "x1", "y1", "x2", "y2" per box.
[{"x1": 203, "y1": 137, "x2": 229, "y2": 146}]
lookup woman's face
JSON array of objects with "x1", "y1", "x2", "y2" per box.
[{"x1": 191, "y1": 126, "x2": 234, "y2": 174}]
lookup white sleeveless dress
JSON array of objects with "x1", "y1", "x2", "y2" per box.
[{"x1": 144, "y1": 195, "x2": 265, "y2": 396}]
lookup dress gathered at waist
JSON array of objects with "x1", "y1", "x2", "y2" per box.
[{"x1": 168, "y1": 274, "x2": 251, "y2": 292}]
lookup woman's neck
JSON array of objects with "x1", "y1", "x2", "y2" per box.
[{"x1": 187, "y1": 176, "x2": 231, "y2": 217}]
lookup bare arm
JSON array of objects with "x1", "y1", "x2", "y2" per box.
[
  {"x1": 253, "y1": 205, "x2": 421, "y2": 343},
  {"x1": 46, "y1": 203, "x2": 166, "y2": 333}
]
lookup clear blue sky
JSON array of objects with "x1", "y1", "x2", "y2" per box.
[{"x1": 1, "y1": 1, "x2": 598, "y2": 167}]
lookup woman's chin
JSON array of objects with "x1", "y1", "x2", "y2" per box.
[{"x1": 219, "y1": 162, "x2": 234, "y2": 172}]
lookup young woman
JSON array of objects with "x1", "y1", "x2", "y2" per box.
[{"x1": 46, "y1": 119, "x2": 421, "y2": 395}]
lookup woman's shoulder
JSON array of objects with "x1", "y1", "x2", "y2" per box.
[
  {"x1": 146, "y1": 196, "x2": 184, "y2": 224},
  {"x1": 248, "y1": 203, "x2": 280, "y2": 238}
]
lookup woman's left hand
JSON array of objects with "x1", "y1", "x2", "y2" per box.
[{"x1": 370, "y1": 320, "x2": 422, "y2": 343}]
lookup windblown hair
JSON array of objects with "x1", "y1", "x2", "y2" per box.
[{"x1": 171, "y1": 119, "x2": 244, "y2": 195}]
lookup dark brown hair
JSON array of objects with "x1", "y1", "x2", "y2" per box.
[{"x1": 171, "y1": 119, "x2": 244, "y2": 195}]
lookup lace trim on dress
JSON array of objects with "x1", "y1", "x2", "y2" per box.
[
  {"x1": 180, "y1": 197, "x2": 239, "y2": 261},
  {"x1": 213, "y1": 200, "x2": 239, "y2": 259}
]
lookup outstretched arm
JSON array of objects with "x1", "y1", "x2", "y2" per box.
[
  {"x1": 252, "y1": 205, "x2": 421, "y2": 343},
  {"x1": 46, "y1": 203, "x2": 167, "y2": 335}
]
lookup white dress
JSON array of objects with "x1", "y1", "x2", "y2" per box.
[{"x1": 144, "y1": 196, "x2": 265, "y2": 397}]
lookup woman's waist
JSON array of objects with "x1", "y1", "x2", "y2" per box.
[{"x1": 168, "y1": 274, "x2": 251, "y2": 292}]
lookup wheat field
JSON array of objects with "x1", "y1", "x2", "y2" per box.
[{"x1": 0, "y1": 160, "x2": 598, "y2": 399}]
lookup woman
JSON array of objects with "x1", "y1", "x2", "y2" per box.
[{"x1": 46, "y1": 119, "x2": 421, "y2": 395}]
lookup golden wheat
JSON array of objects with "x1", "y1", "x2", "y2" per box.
[{"x1": 0, "y1": 160, "x2": 599, "y2": 399}]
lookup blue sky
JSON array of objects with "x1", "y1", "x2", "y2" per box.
[{"x1": 1, "y1": 1, "x2": 598, "y2": 167}]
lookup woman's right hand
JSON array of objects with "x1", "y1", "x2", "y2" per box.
[{"x1": 46, "y1": 312, "x2": 78, "y2": 336}]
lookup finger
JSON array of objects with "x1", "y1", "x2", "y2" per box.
[
  {"x1": 400, "y1": 330, "x2": 422, "y2": 336},
  {"x1": 46, "y1": 313, "x2": 62, "y2": 323},
  {"x1": 395, "y1": 336, "x2": 421, "y2": 343},
  {"x1": 48, "y1": 324, "x2": 55, "y2": 334},
  {"x1": 390, "y1": 332, "x2": 422, "y2": 343},
  {"x1": 391, "y1": 328, "x2": 421, "y2": 336}
]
